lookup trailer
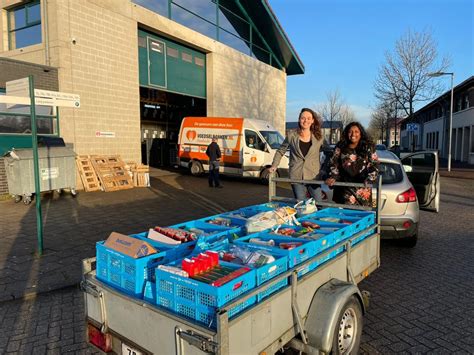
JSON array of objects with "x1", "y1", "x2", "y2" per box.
[{"x1": 81, "y1": 178, "x2": 381, "y2": 354}]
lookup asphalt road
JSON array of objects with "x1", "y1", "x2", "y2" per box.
[{"x1": 0, "y1": 175, "x2": 473, "y2": 354}]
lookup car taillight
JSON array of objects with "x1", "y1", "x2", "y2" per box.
[
  {"x1": 88, "y1": 323, "x2": 112, "y2": 352},
  {"x1": 396, "y1": 187, "x2": 417, "y2": 203}
]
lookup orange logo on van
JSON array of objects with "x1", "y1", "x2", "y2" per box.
[
  {"x1": 251, "y1": 157, "x2": 257, "y2": 163},
  {"x1": 186, "y1": 130, "x2": 197, "y2": 141}
]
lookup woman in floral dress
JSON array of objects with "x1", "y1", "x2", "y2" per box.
[{"x1": 325, "y1": 122, "x2": 379, "y2": 206}]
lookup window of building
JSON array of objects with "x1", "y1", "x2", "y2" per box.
[
  {"x1": 463, "y1": 94, "x2": 469, "y2": 110},
  {"x1": 436, "y1": 132, "x2": 439, "y2": 149},
  {"x1": 456, "y1": 97, "x2": 462, "y2": 112},
  {"x1": 167, "y1": 47, "x2": 179, "y2": 58},
  {"x1": 171, "y1": 2, "x2": 217, "y2": 39},
  {"x1": 133, "y1": 0, "x2": 169, "y2": 17},
  {"x1": 133, "y1": 0, "x2": 281, "y2": 71},
  {"x1": 8, "y1": 1, "x2": 42, "y2": 50}
]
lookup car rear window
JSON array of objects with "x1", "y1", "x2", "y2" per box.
[{"x1": 379, "y1": 162, "x2": 403, "y2": 184}]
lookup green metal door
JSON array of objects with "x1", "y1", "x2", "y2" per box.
[{"x1": 148, "y1": 38, "x2": 166, "y2": 88}]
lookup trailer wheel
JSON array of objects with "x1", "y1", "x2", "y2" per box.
[
  {"x1": 190, "y1": 161, "x2": 204, "y2": 176},
  {"x1": 23, "y1": 195, "x2": 32, "y2": 205},
  {"x1": 332, "y1": 296, "x2": 362, "y2": 354},
  {"x1": 13, "y1": 195, "x2": 22, "y2": 203}
]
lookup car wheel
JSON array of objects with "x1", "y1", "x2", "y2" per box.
[
  {"x1": 401, "y1": 234, "x2": 418, "y2": 248},
  {"x1": 190, "y1": 161, "x2": 204, "y2": 176},
  {"x1": 331, "y1": 296, "x2": 363, "y2": 355}
]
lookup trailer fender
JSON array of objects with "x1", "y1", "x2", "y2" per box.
[{"x1": 304, "y1": 279, "x2": 365, "y2": 354}]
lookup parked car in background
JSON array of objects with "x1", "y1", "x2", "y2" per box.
[
  {"x1": 320, "y1": 150, "x2": 440, "y2": 247},
  {"x1": 376, "y1": 144, "x2": 387, "y2": 150}
]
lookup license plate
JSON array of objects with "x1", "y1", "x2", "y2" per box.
[{"x1": 121, "y1": 342, "x2": 143, "y2": 355}]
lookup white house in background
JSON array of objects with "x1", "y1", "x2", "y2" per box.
[{"x1": 400, "y1": 76, "x2": 474, "y2": 164}]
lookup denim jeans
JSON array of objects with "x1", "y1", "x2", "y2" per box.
[{"x1": 291, "y1": 183, "x2": 321, "y2": 202}]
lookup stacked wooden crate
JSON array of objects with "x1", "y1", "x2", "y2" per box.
[{"x1": 76, "y1": 155, "x2": 149, "y2": 192}]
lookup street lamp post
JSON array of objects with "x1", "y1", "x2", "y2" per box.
[{"x1": 428, "y1": 71, "x2": 454, "y2": 171}]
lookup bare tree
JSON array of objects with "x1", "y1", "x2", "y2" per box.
[
  {"x1": 369, "y1": 107, "x2": 389, "y2": 144},
  {"x1": 369, "y1": 99, "x2": 402, "y2": 146},
  {"x1": 316, "y1": 90, "x2": 357, "y2": 143},
  {"x1": 374, "y1": 29, "x2": 450, "y2": 121},
  {"x1": 339, "y1": 104, "x2": 356, "y2": 127}
]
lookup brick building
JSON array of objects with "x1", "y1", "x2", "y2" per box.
[
  {"x1": 400, "y1": 76, "x2": 474, "y2": 164},
  {"x1": 0, "y1": 0, "x2": 304, "y2": 194}
]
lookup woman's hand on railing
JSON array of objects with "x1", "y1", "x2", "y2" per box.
[
  {"x1": 325, "y1": 177, "x2": 336, "y2": 187},
  {"x1": 268, "y1": 166, "x2": 277, "y2": 173}
]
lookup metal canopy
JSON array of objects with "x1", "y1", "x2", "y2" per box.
[{"x1": 238, "y1": 0, "x2": 305, "y2": 75}]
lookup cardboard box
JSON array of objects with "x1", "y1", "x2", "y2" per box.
[{"x1": 104, "y1": 232, "x2": 157, "y2": 258}]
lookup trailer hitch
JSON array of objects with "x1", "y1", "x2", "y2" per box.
[{"x1": 176, "y1": 328, "x2": 218, "y2": 354}]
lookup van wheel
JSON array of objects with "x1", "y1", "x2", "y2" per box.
[
  {"x1": 260, "y1": 168, "x2": 277, "y2": 184},
  {"x1": 190, "y1": 161, "x2": 204, "y2": 176},
  {"x1": 332, "y1": 296, "x2": 362, "y2": 355}
]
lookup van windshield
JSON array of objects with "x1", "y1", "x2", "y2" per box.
[{"x1": 260, "y1": 131, "x2": 284, "y2": 149}]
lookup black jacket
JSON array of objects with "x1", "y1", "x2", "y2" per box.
[{"x1": 206, "y1": 142, "x2": 221, "y2": 162}]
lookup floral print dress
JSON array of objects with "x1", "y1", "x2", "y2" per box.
[{"x1": 328, "y1": 144, "x2": 379, "y2": 206}]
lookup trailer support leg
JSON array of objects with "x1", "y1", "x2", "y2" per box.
[
  {"x1": 217, "y1": 310, "x2": 229, "y2": 355},
  {"x1": 291, "y1": 272, "x2": 308, "y2": 344}
]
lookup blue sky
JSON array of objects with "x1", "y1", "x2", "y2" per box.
[{"x1": 269, "y1": 0, "x2": 473, "y2": 126}]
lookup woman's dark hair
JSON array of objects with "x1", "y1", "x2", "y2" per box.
[
  {"x1": 298, "y1": 108, "x2": 322, "y2": 140},
  {"x1": 338, "y1": 121, "x2": 373, "y2": 153}
]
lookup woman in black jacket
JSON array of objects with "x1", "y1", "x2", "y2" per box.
[{"x1": 325, "y1": 122, "x2": 379, "y2": 206}]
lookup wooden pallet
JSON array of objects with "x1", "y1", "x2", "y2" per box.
[
  {"x1": 126, "y1": 162, "x2": 150, "y2": 187},
  {"x1": 134, "y1": 164, "x2": 150, "y2": 187},
  {"x1": 76, "y1": 155, "x2": 101, "y2": 192},
  {"x1": 90, "y1": 155, "x2": 133, "y2": 192}
]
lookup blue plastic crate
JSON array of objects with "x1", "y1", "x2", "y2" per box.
[
  {"x1": 298, "y1": 246, "x2": 345, "y2": 278},
  {"x1": 205, "y1": 242, "x2": 289, "y2": 302},
  {"x1": 169, "y1": 220, "x2": 243, "y2": 237},
  {"x1": 155, "y1": 260, "x2": 256, "y2": 327},
  {"x1": 196, "y1": 215, "x2": 247, "y2": 230},
  {"x1": 131, "y1": 231, "x2": 196, "y2": 260},
  {"x1": 234, "y1": 233, "x2": 316, "y2": 268},
  {"x1": 308, "y1": 208, "x2": 375, "y2": 237},
  {"x1": 352, "y1": 230, "x2": 376, "y2": 245},
  {"x1": 294, "y1": 218, "x2": 352, "y2": 246},
  {"x1": 222, "y1": 201, "x2": 293, "y2": 220},
  {"x1": 132, "y1": 227, "x2": 242, "y2": 262},
  {"x1": 96, "y1": 241, "x2": 174, "y2": 298}
]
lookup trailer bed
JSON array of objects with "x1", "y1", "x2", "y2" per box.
[{"x1": 83, "y1": 227, "x2": 379, "y2": 355}]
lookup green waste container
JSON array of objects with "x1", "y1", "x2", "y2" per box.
[{"x1": 4, "y1": 147, "x2": 77, "y2": 204}]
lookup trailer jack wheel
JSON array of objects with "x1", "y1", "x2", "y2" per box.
[{"x1": 332, "y1": 296, "x2": 362, "y2": 354}]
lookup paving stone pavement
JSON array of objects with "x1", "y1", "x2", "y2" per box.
[
  {"x1": 0, "y1": 169, "x2": 275, "y2": 302},
  {"x1": 359, "y1": 176, "x2": 474, "y2": 354}
]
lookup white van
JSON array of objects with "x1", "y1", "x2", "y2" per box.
[{"x1": 178, "y1": 117, "x2": 289, "y2": 181}]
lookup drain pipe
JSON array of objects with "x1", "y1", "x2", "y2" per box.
[{"x1": 42, "y1": 0, "x2": 50, "y2": 66}]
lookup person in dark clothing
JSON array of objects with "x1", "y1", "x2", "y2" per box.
[
  {"x1": 325, "y1": 122, "x2": 379, "y2": 206},
  {"x1": 206, "y1": 138, "x2": 223, "y2": 188}
]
